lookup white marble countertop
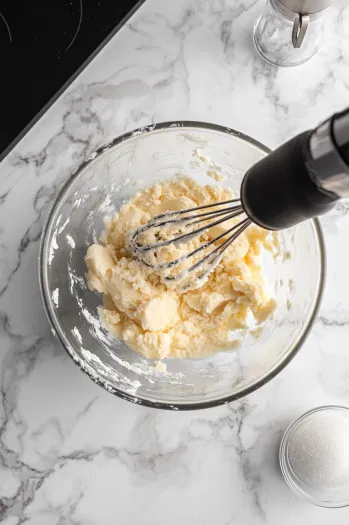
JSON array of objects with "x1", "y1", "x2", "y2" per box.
[{"x1": 1, "y1": 0, "x2": 349, "y2": 523}]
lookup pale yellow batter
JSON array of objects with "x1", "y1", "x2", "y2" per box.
[{"x1": 86, "y1": 177, "x2": 278, "y2": 359}]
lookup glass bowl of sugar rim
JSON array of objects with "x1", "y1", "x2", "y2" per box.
[{"x1": 280, "y1": 405, "x2": 349, "y2": 507}]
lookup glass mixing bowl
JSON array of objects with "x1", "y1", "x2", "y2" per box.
[{"x1": 39, "y1": 122, "x2": 325, "y2": 410}]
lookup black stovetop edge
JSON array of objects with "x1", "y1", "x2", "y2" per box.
[{"x1": 0, "y1": 0, "x2": 146, "y2": 165}]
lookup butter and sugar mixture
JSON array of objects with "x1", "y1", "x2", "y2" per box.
[{"x1": 86, "y1": 177, "x2": 278, "y2": 359}]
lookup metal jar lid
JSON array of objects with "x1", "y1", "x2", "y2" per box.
[
  {"x1": 275, "y1": 0, "x2": 334, "y2": 49},
  {"x1": 278, "y1": 0, "x2": 334, "y2": 15}
]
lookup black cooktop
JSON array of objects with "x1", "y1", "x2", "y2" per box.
[{"x1": 0, "y1": 0, "x2": 145, "y2": 162}]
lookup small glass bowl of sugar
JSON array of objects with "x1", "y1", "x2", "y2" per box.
[{"x1": 280, "y1": 405, "x2": 349, "y2": 507}]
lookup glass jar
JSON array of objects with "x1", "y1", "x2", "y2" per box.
[{"x1": 253, "y1": 0, "x2": 334, "y2": 67}]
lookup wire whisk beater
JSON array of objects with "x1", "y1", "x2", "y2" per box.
[{"x1": 127, "y1": 199, "x2": 251, "y2": 288}]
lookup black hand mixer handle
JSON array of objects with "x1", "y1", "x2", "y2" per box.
[
  {"x1": 333, "y1": 106, "x2": 349, "y2": 165},
  {"x1": 241, "y1": 106, "x2": 349, "y2": 230}
]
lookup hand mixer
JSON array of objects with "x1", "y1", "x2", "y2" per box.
[{"x1": 128, "y1": 107, "x2": 349, "y2": 286}]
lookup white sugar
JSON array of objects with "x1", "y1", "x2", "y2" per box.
[{"x1": 288, "y1": 411, "x2": 349, "y2": 488}]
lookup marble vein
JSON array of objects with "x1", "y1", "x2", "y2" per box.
[{"x1": 0, "y1": 0, "x2": 349, "y2": 523}]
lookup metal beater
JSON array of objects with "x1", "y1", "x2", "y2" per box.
[{"x1": 128, "y1": 107, "x2": 349, "y2": 285}]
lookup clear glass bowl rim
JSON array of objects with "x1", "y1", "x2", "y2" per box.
[
  {"x1": 279, "y1": 405, "x2": 349, "y2": 508},
  {"x1": 39, "y1": 120, "x2": 326, "y2": 410}
]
